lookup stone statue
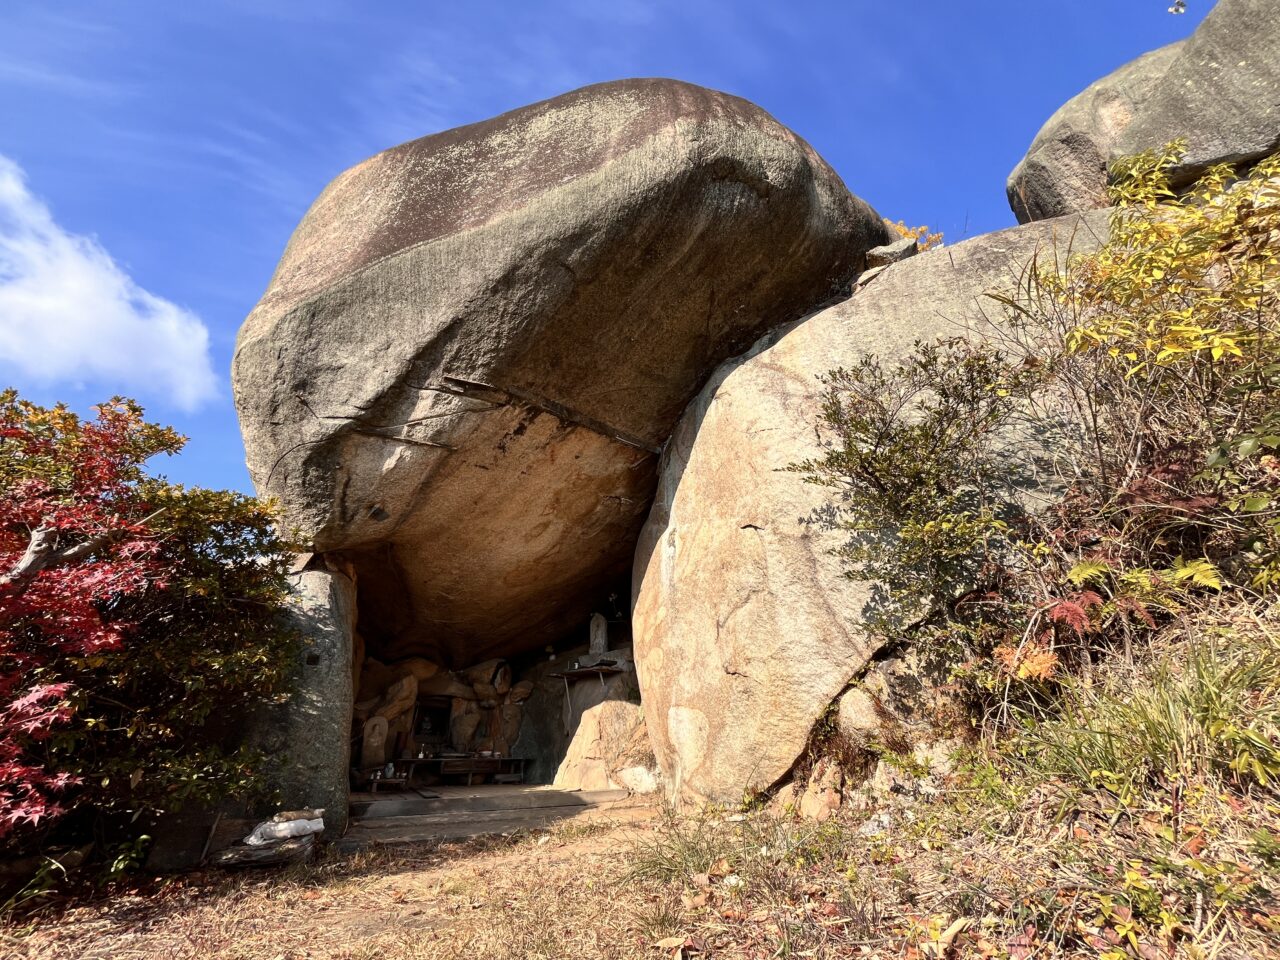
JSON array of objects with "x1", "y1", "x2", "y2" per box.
[{"x1": 589, "y1": 612, "x2": 608, "y2": 658}]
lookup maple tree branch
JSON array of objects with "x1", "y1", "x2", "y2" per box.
[
  {"x1": 0, "y1": 508, "x2": 167, "y2": 597},
  {"x1": 0, "y1": 525, "x2": 58, "y2": 594}
]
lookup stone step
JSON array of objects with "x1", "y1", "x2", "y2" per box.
[
  {"x1": 352, "y1": 798, "x2": 634, "y2": 831},
  {"x1": 340, "y1": 791, "x2": 648, "y2": 848},
  {"x1": 350, "y1": 787, "x2": 629, "y2": 820}
]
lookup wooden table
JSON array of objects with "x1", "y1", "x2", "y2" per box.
[
  {"x1": 367, "y1": 775, "x2": 409, "y2": 793},
  {"x1": 393, "y1": 756, "x2": 527, "y2": 786}
]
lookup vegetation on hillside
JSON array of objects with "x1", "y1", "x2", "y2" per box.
[
  {"x1": 884, "y1": 219, "x2": 944, "y2": 252},
  {"x1": 787, "y1": 145, "x2": 1280, "y2": 956},
  {"x1": 0, "y1": 393, "x2": 297, "y2": 900}
]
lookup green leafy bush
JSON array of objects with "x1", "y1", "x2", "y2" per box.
[
  {"x1": 45, "y1": 486, "x2": 299, "y2": 835},
  {"x1": 790, "y1": 340, "x2": 1037, "y2": 636}
]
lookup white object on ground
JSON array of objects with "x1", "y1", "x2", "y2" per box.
[{"x1": 244, "y1": 817, "x2": 325, "y2": 847}]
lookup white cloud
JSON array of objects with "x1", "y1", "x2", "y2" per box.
[{"x1": 0, "y1": 155, "x2": 217, "y2": 411}]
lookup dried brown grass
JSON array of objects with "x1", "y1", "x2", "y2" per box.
[
  {"x1": 1, "y1": 816, "x2": 663, "y2": 960},
  {"x1": 5, "y1": 727, "x2": 1277, "y2": 960}
]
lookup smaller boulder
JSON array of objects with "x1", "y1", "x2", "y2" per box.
[
  {"x1": 835, "y1": 688, "x2": 885, "y2": 748},
  {"x1": 1007, "y1": 42, "x2": 1182, "y2": 222},
  {"x1": 1009, "y1": 0, "x2": 1280, "y2": 222},
  {"x1": 395, "y1": 658, "x2": 441, "y2": 684},
  {"x1": 797, "y1": 759, "x2": 843, "y2": 822},
  {"x1": 856, "y1": 738, "x2": 964, "y2": 806},
  {"x1": 865, "y1": 236, "x2": 919, "y2": 268},
  {"x1": 373, "y1": 674, "x2": 418, "y2": 722},
  {"x1": 632, "y1": 210, "x2": 1107, "y2": 807},
  {"x1": 766, "y1": 782, "x2": 798, "y2": 818},
  {"x1": 554, "y1": 700, "x2": 659, "y2": 793}
]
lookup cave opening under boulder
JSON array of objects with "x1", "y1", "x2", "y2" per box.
[{"x1": 344, "y1": 556, "x2": 645, "y2": 796}]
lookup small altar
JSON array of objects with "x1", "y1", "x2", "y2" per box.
[{"x1": 361, "y1": 754, "x2": 527, "y2": 791}]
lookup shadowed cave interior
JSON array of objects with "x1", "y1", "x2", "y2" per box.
[{"x1": 340, "y1": 544, "x2": 645, "y2": 790}]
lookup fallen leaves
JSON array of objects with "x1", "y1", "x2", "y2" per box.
[
  {"x1": 920, "y1": 915, "x2": 972, "y2": 958},
  {"x1": 653, "y1": 934, "x2": 705, "y2": 957},
  {"x1": 681, "y1": 890, "x2": 709, "y2": 910}
]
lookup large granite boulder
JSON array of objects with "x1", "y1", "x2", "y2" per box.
[
  {"x1": 1007, "y1": 42, "x2": 1184, "y2": 223},
  {"x1": 632, "y1": 210, "x2": 1109, "y2": 806},
  {"x1": 233, "y1": 78, "x2": 889, "y2": 668},
  {"x1": 1009, "y1": 0, "x2": 1280, "y2": 223}
]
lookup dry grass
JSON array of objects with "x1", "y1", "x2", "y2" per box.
[
  {"x1": 1, "y1": 816, "x2": 665, "y2": 960},
  {"x1": 6, "y1": 609, "x2": 1279, "y2": 960},
  {"x1": 3, "y1": 774, "x2": 1277, "y2": 960}
]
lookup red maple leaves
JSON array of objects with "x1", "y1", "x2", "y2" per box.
[
  {"x1": 1046, "y1": 590, "x2": 1104, "y2": 638},
  {"x1": 0, "y1": 393, "x2": 181, "y2": 841}
]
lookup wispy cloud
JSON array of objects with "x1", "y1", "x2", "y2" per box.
[
  {"x1": 0, "y1": 59, "x2": 128, "y2": 98},
  {"x1": 0, "y1": 9, "x2": 132, "y2": 99},
  {"x1": 0, "y1": 155, "x2": 218, "y2": 411}
]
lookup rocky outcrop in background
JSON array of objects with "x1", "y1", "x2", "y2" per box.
[{"x1": 1008, "y1": 0, "x2": 1279, "y2": 221}]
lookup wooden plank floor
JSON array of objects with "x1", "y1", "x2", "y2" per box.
[{"x1": 341, "y1": 785, "x2": 647, "y2": 847}]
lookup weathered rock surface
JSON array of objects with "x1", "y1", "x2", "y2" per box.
[
  {"x1": 632, "y1": 210, "x2": 1109, "y2": 805},
  {"x1": 797, "y1": 759, "x2": 843, "y2": 822},
  {"x1": 1008, "y1": 42, "x2": 1183, "y2": 222},
  {"x1": 836, "y1": 647, "x2": 966, "y2": 754},
  {"x1": 510, "y1": 643, "x2": 641, "y2": 784},
  {"x1": 1009, "y1": 0, "x2": 1280, "y2": 222},
  {"x1": 233, "y1": 78, "x2": 890, "y2": 667},
  {"x1": 553, "y1": 699, "x2": 658, "y2": 793},
  {"x1": 865, "y1": 235, "x2": 918, "y2": 268},
  {"x1": 250, "y1": 567, "x2": 356, "y2": 834},
  {"x1": 835, "y1": 687, "x2": 887, "y2": 749}
]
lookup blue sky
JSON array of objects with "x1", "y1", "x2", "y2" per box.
[{"x1": 0, "y1": 1, "x2": 1208, "y2": 494}]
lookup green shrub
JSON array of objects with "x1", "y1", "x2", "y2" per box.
[
  {"x1": 1016, "y1": 610, "x2": 1280, "y2": 793},
  {"x1": 789, "y1": 340, "x2": 1037, "y2": 637},
  {"x1": 798, "y1": 143, "x2": 1280, "y2": 707},
  {"x1": 0, "y1": 393, "x2": 298, "y2": 866},
  {"x1": 45, "y1": 485, "x2": 299, "y2": 838}
]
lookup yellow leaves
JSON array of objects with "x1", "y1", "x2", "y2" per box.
[
  {"x1": 994, "y1": 642, "x2": 1060, "y2": 681},
  {"x1": 1170, "y1": 558, "x2": 1223, "y2": 591},
  {"x1": 1070, "y1": 309, "x2": 1253, "y2": 373},
  {"x1": 918, "y1": 915, "x2": 972, "y2": 958},
  {"x1": 1067, "y1": 559, "x2": 1111, "y2": 587},
  {"x1": 883, "y1": 218, "x2": 944, "y2": 251},
  {"x1": 1049, "y1": 144, "x2": 1280, "y2": 385}
]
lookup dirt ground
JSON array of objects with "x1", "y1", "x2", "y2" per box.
[
  {"x1": 3, "y1": 806, "x2": 667, "y2": 960},
  {"x1": 7, "y1": 778, "x2": 1277, "y2": 960}
]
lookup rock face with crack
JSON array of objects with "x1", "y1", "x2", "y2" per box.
[
  {"x1": 1008, "y1": 0, "x2": 1280, "y2": 223},
  {"x1": 553, "y1": 700, "x2": 658, "y2": 794},
  {"x1": 631, "y1": 210, "x2": 1109, "y2": 806},
  {"x1": 233, "y1": 78, "x2": 890, "y2": 667}
]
